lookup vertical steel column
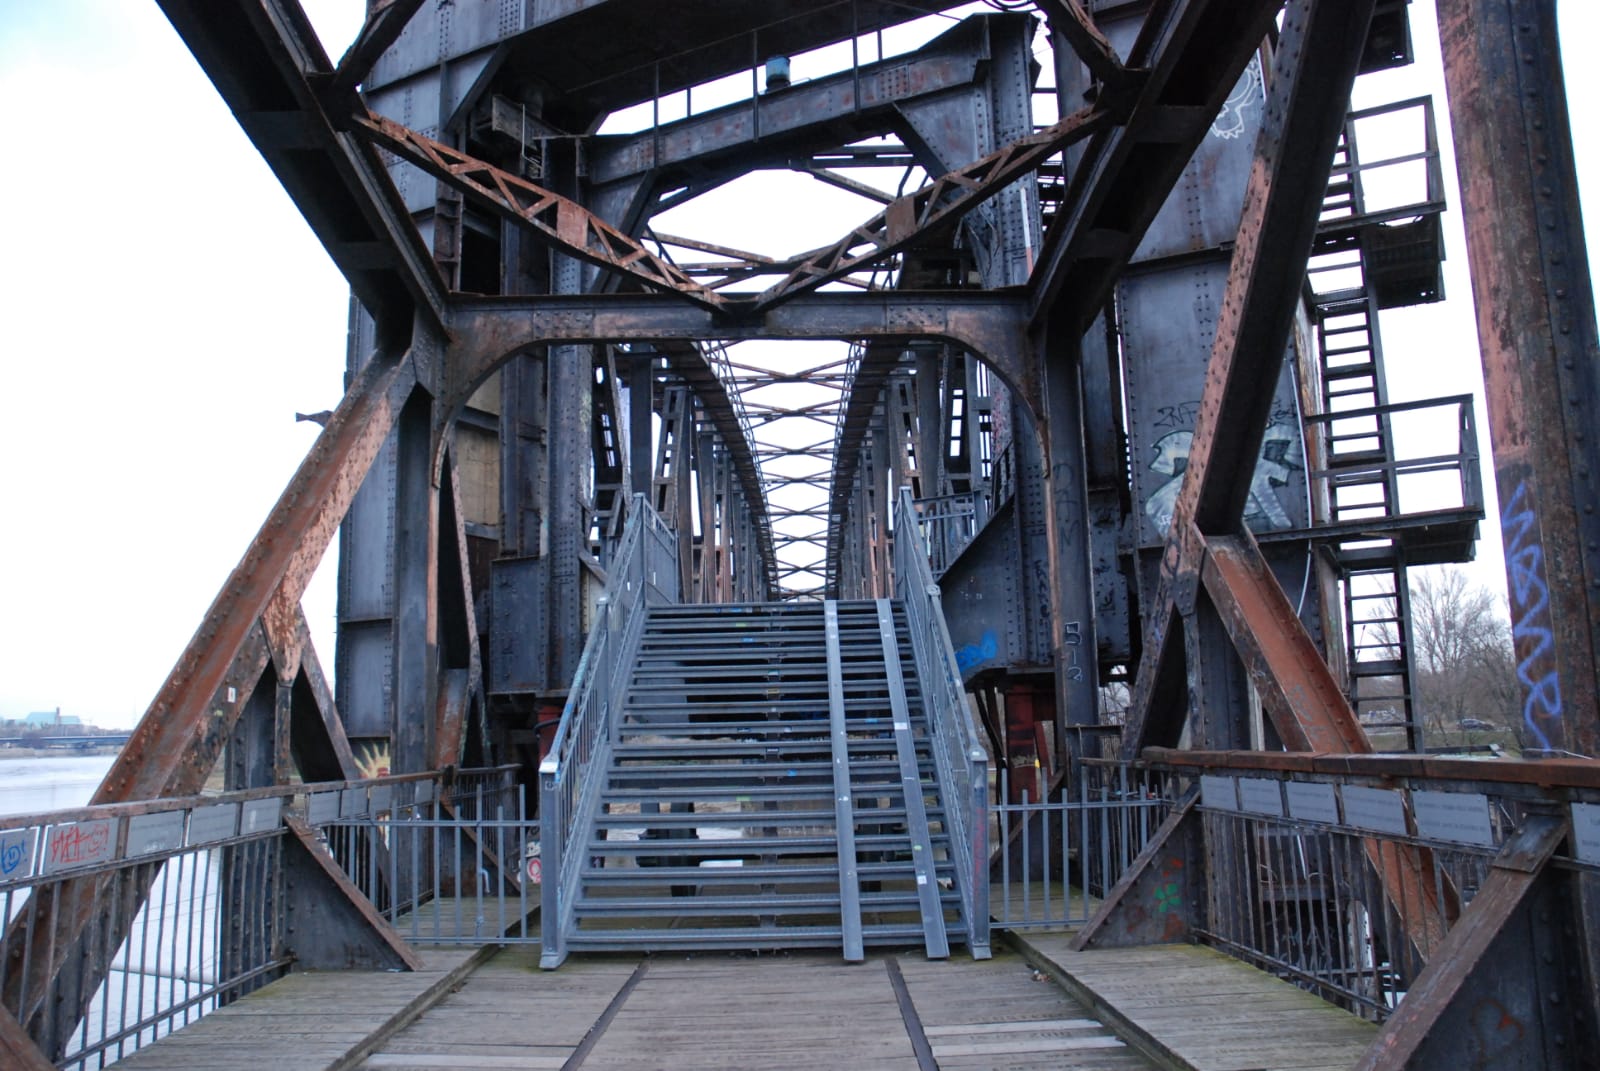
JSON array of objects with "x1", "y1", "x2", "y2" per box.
[
  {"x1": 628, "y1": 352, "x2": 654, "y2": 497},
  {"x1": 1040, "y1": 328, "x2": 1102, "y2": 761},
  {"x1": 548, "y1": 250, "x2": 591, "y2": 679},
  {"x1": 1438, "y1": 0, "x2": 1600, "y2": 755},
  {"x1": 500, "y1": 353, "x2": 549, "y2": 559},
  {"x1": 871, "y1": 421, "x2": 892, "y2": 596},
  {"x1": 391, "y1": 391, "x2": 438, "y2": 775}
]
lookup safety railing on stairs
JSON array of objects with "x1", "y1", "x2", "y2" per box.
[
  {"x1": 893, "y1": 487, "x2": 992, "y2": 957},
  {"x1": 539, "y1": 494, "x2": 677, "y2": 968}
]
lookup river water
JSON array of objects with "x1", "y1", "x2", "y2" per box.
[
  {"x1": 0, "y1": 754, "x2": 117, "y2": 817},
  {"x1": 1, "y1": 754, "x2": 222, "y2": 1067}
]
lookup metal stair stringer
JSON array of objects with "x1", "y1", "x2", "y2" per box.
[{"x1": 554, "y1": 600, "x2": 970, "y2": 959}]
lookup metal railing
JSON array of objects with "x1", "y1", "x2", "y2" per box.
[
  {"x1": 1142, "y1": 750, "x2": 1600, "y2": 1021},
  {"x1": 991, "y1": 763, "x2": 1171, "y2": 931},
  {"x1": 539, "y1": 495, "x2": 677, "y2": 967},
  {"x1": 1320, "y1": 96, "x2": 1445, "y2": 230},
  {"x1": 893, "y1": 487, "x2": 991, "y2": 956},
  {"x1": 320, "y1": 780, "x2": 538, "y2": 947},
  {"x1": 912, "y1": 492, "x2": 978, "y2": 577},
  {"x1": 0, "y1": 767, "x2": 490, "y2": 1069},
  {"x1": 1303, "y1": 395, "x2": 1482, "y2": 530}
]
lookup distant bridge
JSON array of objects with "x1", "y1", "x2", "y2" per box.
[{"x1": 0, "y1": 733, "x2": 130, "y2": 750}]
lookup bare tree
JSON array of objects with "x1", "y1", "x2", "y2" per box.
[{"x1": 1396, "y1": 567, "x2": 1521, "y2": 740}]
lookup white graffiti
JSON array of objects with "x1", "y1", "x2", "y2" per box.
[
  {"x1": 1210, "y1": 55, "x2": 1264, "y2": 140},
  {"x1": 1145, "y1": 421, "x2": 1303, "y2": 535}
]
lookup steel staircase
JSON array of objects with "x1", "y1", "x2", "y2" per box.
[{"x1": 559, "y1": 598, "x2": 966, "y2": 959}]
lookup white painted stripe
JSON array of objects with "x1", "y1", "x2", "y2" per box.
[{"x1": 923, "y1": 1017, "x2": 1103, "y2": 1037}]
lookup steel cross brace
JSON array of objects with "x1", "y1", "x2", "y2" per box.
[
  {"x1": 329, "y1": 0, "x2": 428, "y2": 96},
  {"x1": 355, "y1": 115, "x2": 728, "y2": 311},
  {"x1": 1119, "y1": 0, "x2": 1379, "y2": 759},
  {"x1": 749, "y1": 101, "x2": 1115, "y2": 313},
  {"x1": 0, "y1": 347, "x2": 420, "y2": 1048},
  {"x1": 157, "y1": 0, "x2": 447, "y2": 329},
  {"x1": 1033, "y1": 0, "x2": 1135, "y2": 92}
]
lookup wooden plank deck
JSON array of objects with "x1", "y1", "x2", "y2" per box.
[
  {"x1": 1011, "y1": 935, "x2": 1379, "y2": 1071},
  {"x1": 358, "y1": 947, "x2": 1157, "y2": 1071},
  {"x1": 107, "y1": 947, "x2": 490, "y2": 1071},
  {"x1": 894, "y1": 953, "x2": 1152, "y2": 1070}
]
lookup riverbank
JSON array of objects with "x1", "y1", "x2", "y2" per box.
[{"x1": 0, "y1": 745, "x2": 122, "y2": 760}]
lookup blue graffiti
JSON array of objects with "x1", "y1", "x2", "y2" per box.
[
  {"x1": 1502, "y1": 481, "x2": 1560, "y2": 750},
  {"x1": 0, "y1": 838, "x2": 25, "y2": 876},
  {"x1": 955, "y1": 631, "x2": 999, "y2": 674}
]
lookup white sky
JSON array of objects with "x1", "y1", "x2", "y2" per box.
[{"x1": 0, "y1": 1, "x2": 1596, "y2": 727}]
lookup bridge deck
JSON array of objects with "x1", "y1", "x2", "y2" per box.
[
  {"x1": 1013, "y1": 935, "x2": 1380, "y2": 1071},
  {"x1": 107, "y1": 945, "x2": 1155, "y2": 1071},
  {"x1": 103, "y1": 923, "x2": 1380, "y2": 1071}
]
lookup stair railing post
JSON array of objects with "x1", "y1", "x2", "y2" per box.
[{"x1": 969, "y1": 747, "x2": 991, "y2": 955}]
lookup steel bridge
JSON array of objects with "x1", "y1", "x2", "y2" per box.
[{"x1": 4, "y1": 1, "x2": 1600, "y2": 1069}]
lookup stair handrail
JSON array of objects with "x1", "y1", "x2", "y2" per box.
[
  {"x1": 893, "y1": 487, "x2": 991, "y2": 956},
  {"x1": 540, "y1": 493, "x2": 675, "y2": 967}
]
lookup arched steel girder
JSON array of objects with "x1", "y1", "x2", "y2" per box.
[
  {"x1": 444, "y1": 290, "x2": 1029, "y2": 599},
  {"x1": 444, "y1": 291, "x2": 1031, "y2": 407}
]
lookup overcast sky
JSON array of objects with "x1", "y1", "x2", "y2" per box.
[{"x1": 0, "y1": 2, "x2": 1596, "y2": 727}]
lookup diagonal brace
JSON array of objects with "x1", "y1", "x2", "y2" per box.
[{"x1": 355, "y1": 115, "x2": 728, "y2": 312}]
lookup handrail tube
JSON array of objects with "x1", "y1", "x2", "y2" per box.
[
  {"x1": 894, "y1": 487, "x2": 990, "y2": 956},
  {"x1": 539, "y1": 494, "x2": 675, "y2": 967}
]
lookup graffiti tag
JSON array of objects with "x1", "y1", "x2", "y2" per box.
[
  {"x1": 1144, "y1": 418, "x2": 1303, "y2": 535},
  {"x1": 955, "y1": 631, "x2": 999, "y2": 674},
  {"x1": 1210, "y1": 55, "x2": 1264, "y2": 140},
  {"x1": 45, "y1": 820, "x2": 115, "y2": 872},
  {"x1": 1502, "y1": 481, "x2": 1561, "y2": 749}
]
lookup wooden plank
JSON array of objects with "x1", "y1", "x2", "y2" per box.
[
  {"x1": 925, "y1": 1017, "x2": 1102, "y2": 1036},
  {"x1": 1012, "y1": 935, "x2": 1377, "y2": 1071},
  {"x1": 108, "y1": 947, "x2": 486, "y2": 1071},
  {"x1": 931, "y1": 1035, "x2": 1128, "y2": 1057}
]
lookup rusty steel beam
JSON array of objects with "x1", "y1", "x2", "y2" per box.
[
  {"x1": 157, "y1": 0, "x2": 446, "y2": 328},
  {"x1": 1201, "y1": 533, "x2": 1372, "y2": 753},
  {"x1": 289, "y1": 606, "x2": 360, "y2": 782},
  {"x1": 355, "y1": 115, "x2": 728, "y2": 311},
  {"x1": 443, "y1": 290, "x2": 1032, "y2": 413},
  {"x1": 1122, "y1": 0, "x2": 1377, "y2": 756},
  {"x1": 433, "y1": 451, "x2": 481, "y2": 768},
  {"x1": 0, "y1": 348, "x2": 418, "y2": 1043},
  {"x1": 96, "y1": 346, "x2": 415, "y2": 804},
  {"x1": 749, "y1": 102, "x2": 1112, "y2": 313},
  {"x1": 1034, "y1": 0, "x2": 1134, "y2": 91},
  {"x1": 1437, "y1": 0, "x2": 1600, "y2": 757},
  {"x1": 1028, "y1": 0, "x2": 1284, "y2": 331},
  {"x1": 329, "y1": 0, "x2": 427, "y2": 96},
  {"x1": 1355, "y1": 815, "x2": 1569, "y2": 1071},
  {"x1": 0, "y1": 1005, "x2": 52, "y2": 1071},
  {"x1": 1141, "y1": 747, "x2": 1600, "y2": 791}
]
